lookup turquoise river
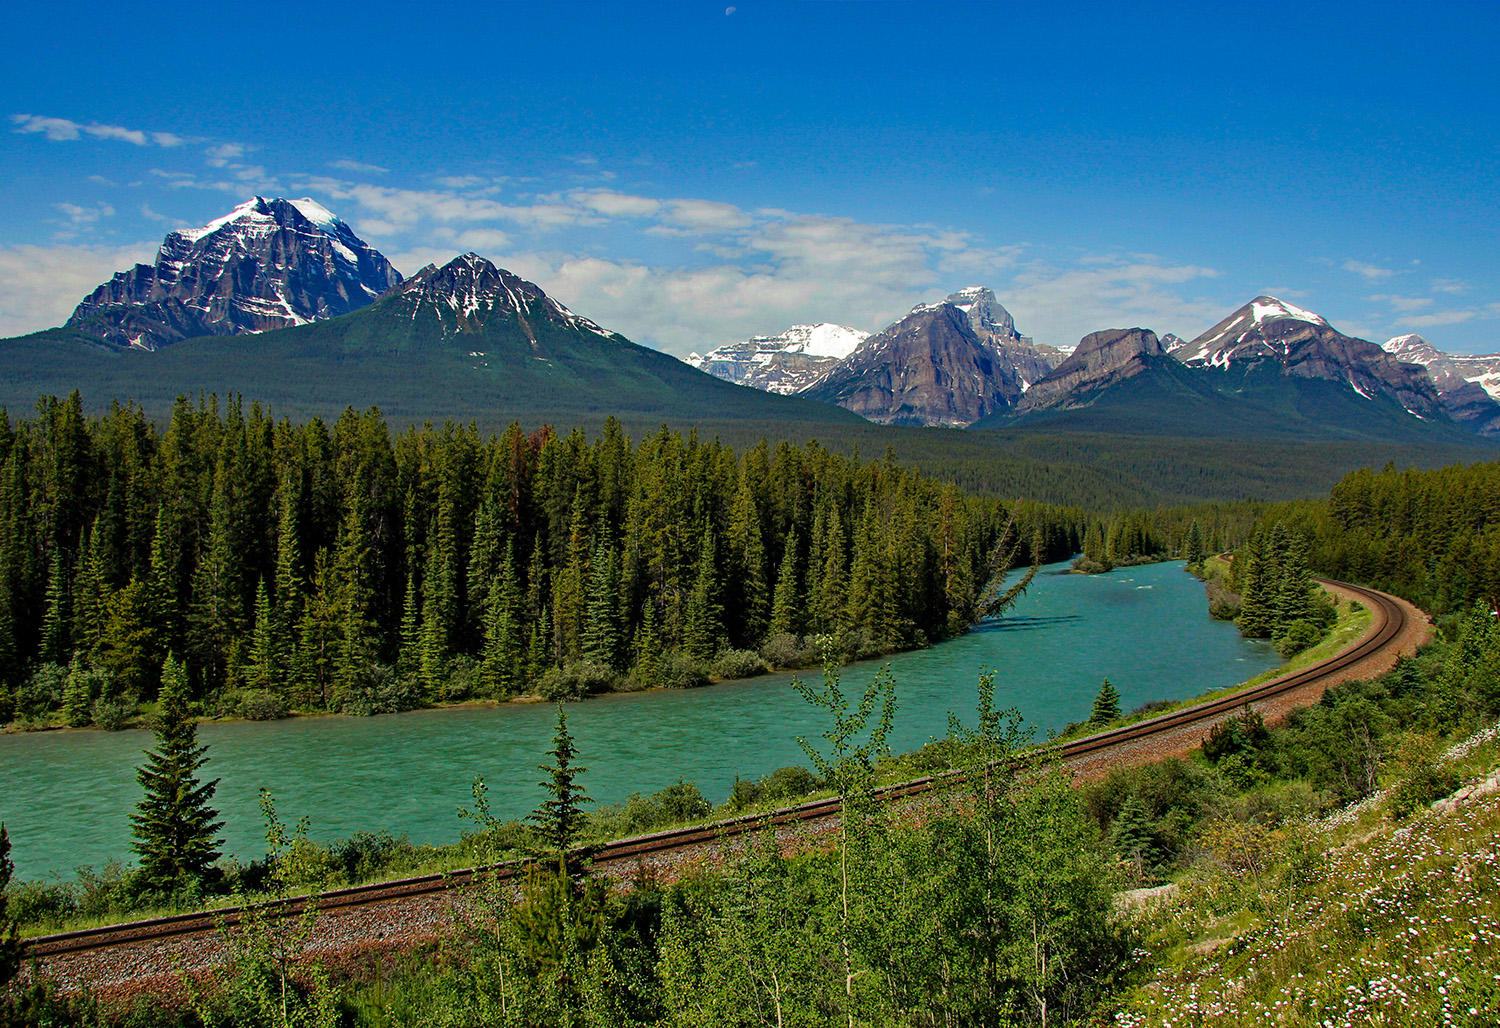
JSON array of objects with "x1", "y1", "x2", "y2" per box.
[{"x1": 0, "y1": 560, "x2": 1279, "y2": 881}]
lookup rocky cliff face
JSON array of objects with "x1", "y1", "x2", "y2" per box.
[
  {"x1": 685, "y1": 323, "x2": 869, "y2": 394},
  {"x1": 67, "y1": 196, "x2": 401, "y2": 350},
  {"x1": 387, "y1": 253, "x2": 615, "y2": 342},
  {"x1": 796, "y1": 289, "x2": 1059, "y2": 425},
  {"x1": 1177, "y1": 296, "x2": 1444, "y2": 419},
  {"x1": 800, "y1": 300, "x2": 1015, "y2": 426},
  {"x1": 944, "y1": 286, "x2": 1064, "y2": 401},
  {"x1": 1014, "y1": 328, "x2": 1166, "y2": 412},
  {"x1": 1384, "y1": 334, "x2": 1500, "y2": 436}
]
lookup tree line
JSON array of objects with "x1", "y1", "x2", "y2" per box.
[{"x1": 0, "y1": 393, "x2": 1085, "y2": 723}]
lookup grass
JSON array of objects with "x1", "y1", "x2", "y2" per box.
[{"x1": 1114, "y1": 723, "x2": 1500, "y2": 1028}]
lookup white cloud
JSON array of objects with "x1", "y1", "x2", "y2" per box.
[
  {"x1": 1431, "y1": 278, "x2": 1467, "y2": 294},
  {"x1": 662, "y1": 199, "x2": 754, "y2": 232},
  {"x1": 999, "y1": 258, "x2": 1225, "y2": 347},
  {"x1": 571, "y1": 190, "x2": 661, "y2": 218},
  {"x1": 55, "y1": 202, "x2": 115, "y2": 226},
  {"x1": 0, "y1": 241, "x2": 158, "y2": 337},
  {"x1": 1399, "y1": 309, "x2": 1479, "y2": 328},
  {"x1": 1368, "y1": 293, "x2": 1434, "y2": 312},
  {"x1": 11, "y1": 113, "x2": 183, "y2": 147},
  {"x1": 205, "y1": 143, "x2": 248, "y2": 167},
  {"x1": 331, "y1": 159, "x2": 389, "y2": 175},
  {"x1": 1341, "y1": 259, "x2": 1395, "y2": 281}
]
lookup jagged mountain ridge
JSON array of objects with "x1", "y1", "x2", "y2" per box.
[
  {"x1": 390, "y1": 253, "x2": 615, "y2": 343},
  {"x1": 1173, "y1": 295, "x2": 1443, "y2": 419},
  {"x1": 796, "y1": 288, "x2": 1062, "y2": 426},
  {"x1": 1013, "y1": 328, "x2": 1167, "y2": 413},
  {"x1": 685, "y1": 323, "x2": 869, "y2": 394},
  {"x1": 1383, "y1": 334, "x2": 1500, "y2": 437},
  {"x1": 67, "y1": 197, "x2": 402, "y2": 351}
]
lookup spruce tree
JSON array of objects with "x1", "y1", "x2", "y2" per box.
[
  {"x1": 529, "y1": 704, "x2": 591, "y2": 874},
  {"x1": 769, "y1": 530, "x2": 802, "y2": 638},
  {"x1": 682, "y1": 521, "x2": 722, "y2": 664},
  {"x1": 580, "y1": 539, "x2": 622, "y2": 669},
  {"x1": 1185, "y1": 519, "x2": 1206, "y2": 566},
  {"x1": 1089, "y1": 679, "x2": 1121, "y2": 725},
  {"x1": 131, "y1": 653, "x2": 223, "y2": 892}
]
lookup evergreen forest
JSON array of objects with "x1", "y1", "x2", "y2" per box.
[{"x1": 0, "y1": 393, "x2": 1086, "y2": 726}]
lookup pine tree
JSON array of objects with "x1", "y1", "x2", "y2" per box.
[
  {"x1": 682, "y1": 521, "x2": 722, "y2": 664},
  {"x1": 633, "y1": 597, "x2": 663, "y2": 686},
  {"x1": 1089, "y1": 679, "x2": 1121, "y2": 725},
  {"x1": 482, "y1": 544, "x2": 526, "y2": 694},
  {"x1": 40, "y1": 549, "x2": 69, "y2": 664},
  {"x1": 1111, "y1": 793, "x2": 1160, "y2": 872},
  {"x1": 245, "y1": 578, "x2": 277, "y2": 693},
  {"x1": 1185, "y1": 519, "x2": 1206, "y2": 566},
  {"x1": 529, "y1": 704, "x2": 591, "y2": 874},
  {"x1": 769, "y1": 530, "x2": 802, "y2": 638},
  {"x1": 1273, "y1": 530, "x2": 1315, "y2": 633},
  {"x1": 580, "y1": 539, "x2": 622, "y2": 669},
  {"x1": 1235, "y1": 540, "x2": 1275, "y2": 639},
  {"x1": 62, "y1": 655, "x2": 93, "y2": 727},
  {"x1": 131, "y1": 653, "x2": 223, "y2": 892}
]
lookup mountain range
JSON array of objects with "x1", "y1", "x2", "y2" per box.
[{"x1": 1, "y1": 195, "x2": 1495, "y2": 456}]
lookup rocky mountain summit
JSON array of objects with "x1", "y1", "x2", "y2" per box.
[
  {"x1": 1177, "y1": 296, "x2": 1443, "y2": 418},
  {"x1": 685, "y1": 323, "x2": 868, "y2": 393},
  {"x1": 389, "y1": 253, "x2": 616, "y2": 342},
  {"x1": 1014, "y1": 328, "x2": 1167, "y2": 413},
  {"x1": 800, "y1": 294, "x2": 1031, "y2": 426},
  {"x1": 1384, "y1": 334, "x2": 1500, "y2": 436},
  {"x1": 67, "y1": 196, "x2": 401, "y2": 350}
]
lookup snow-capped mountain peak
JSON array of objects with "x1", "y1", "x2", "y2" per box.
[
  {"x1": 393, "y1": 254, "x2": 612, "y2": 340},
  {"x1": 67, "y1": 196, "x2": 402, "y2": 350},
  {"x1": 1249, "y1": 295, "x2": 1328, "y2": 328},
  {"x1": 684, "y1": 322, "x2": 872, "y2": 394}
]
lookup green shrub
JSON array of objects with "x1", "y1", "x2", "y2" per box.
[
  {"x1": 538, "y1": 660, "x2": 617, "y2": 700},
  {"x1": 90, "y1": 695, "x2": 136, "y2": 731},
  {"x1": 760, "y1": 632, "x2": 819, "y2": 669},
  {"x1": 1275, "y1": 618, "x2": 1326, "y2": 658},
  {"x1": 342, "y1": 664, "x2": 423, "y2": 715},
  {"x1": 712, "y1": 648, "x2": 769, "y2": 680},
  {"x1": 655, "y1": 652, "x2": 709, "y2": 690},
  {"x1": 238, "y1": 689, "x2": 290, "y2": 721}
]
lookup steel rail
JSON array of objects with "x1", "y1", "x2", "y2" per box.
[{"x1": 23, "y1": 577, "x2": 1406, "y2": 960}]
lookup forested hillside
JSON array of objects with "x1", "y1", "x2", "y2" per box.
[{"x1": 0, "y1": 393, "x2": 1084, "y2": 724}]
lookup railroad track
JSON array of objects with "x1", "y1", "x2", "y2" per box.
[{"x1": 23, "y1": 577, "x2": 1407, "y2": 962}]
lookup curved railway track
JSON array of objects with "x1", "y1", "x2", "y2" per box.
[{"x1": 23, "y1": 577, "x2": 1409, "y2": 963}]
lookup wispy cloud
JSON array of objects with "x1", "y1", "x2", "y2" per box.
[
  {"x1": 331, "y1": 159, "x2": 389, "y2": 175},
  {"x1": 1341, "y1": 258, "x2": 1396, "y2": 281},
  {"x1": 0, "y1": 241, "x2": 158, "y2": 337},
  {"x1": 12, "y1": 113, "x2": 182, "y2": 147},
  {"x1": 1368, "y1": 293, "x2": 1435, "y2": 312}
]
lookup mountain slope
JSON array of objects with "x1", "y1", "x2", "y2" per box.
[
  {"x1": 799, "y1": 289, "x2": 1060, "y2": 426},
  {"x1": 1176, "y1": 296, "x2": 1442, "y2": 418},
  {"x1": 67, "y1": 197, "x2": 401, "y2": 350},
  {"x1": 0, "y1": 254, "x2": 861, "y2": 430},
  {"x1": 685, "y1": 323, "x2": 869, "y2": 393},
  {"x1": 1384, "y1": 334, "x2": 1500, "y2": 437}
]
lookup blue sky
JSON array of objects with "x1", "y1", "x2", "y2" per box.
[{"x1": 2, "y1": 1, "x2": 1497, "y2": 355}]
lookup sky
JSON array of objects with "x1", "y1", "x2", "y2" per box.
[{"x1": 1, "y1": 0, "x2": 1497, "y2": 356}]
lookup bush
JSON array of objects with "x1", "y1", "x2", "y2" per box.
[
  {"x1": 1206, "y1": 579, "x2": 1242, "y2": 621},
  {"x1": 18, "y1": 663, "x2": 67, "y2": 718},
  {"x1": 760, "y1": 633, "x2": 819, "y2": 669},
  {"x1": 712, "y1": 648, "x2": 769, "y2": 680},
  {"x1": 441, "y1": 655, "x2": 483, "y2": 702},
  {"x1": 1275, "y1": 618, "x2": 1326, "y2": 658},
  {"x1": 591, "y1": 780, "x2": 713, "y2": 838},
  {"x1": 655, "y1": 652, "x2": 709, "y2": 690},
  {"x1": 328, "y1": 831, "x2": 419, "y2": 883},
  {"x1": 1387, "y1": 733, "x2": 1460, "y2": 818},
  {"x1": 537, "y1": 660, "x2": 617, "y2": 701},
  {"x1": 342, "y1": 664, "x2": 424, "y2": 716},
  {"x1": 238, "y1": 689, "x2": 290, "y2": 721},
  {"x1": 728, "y1": 765, "x2": 823, "y2": 810},
  {"x1": 90, "y1": 695, "x2": 136, "y2": 731}
]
